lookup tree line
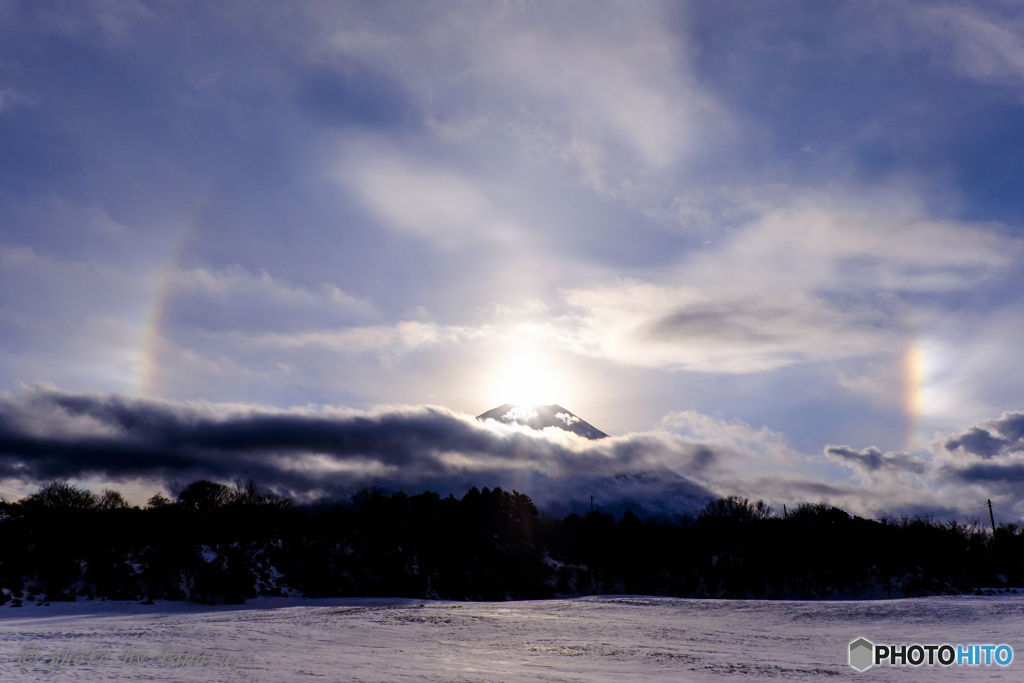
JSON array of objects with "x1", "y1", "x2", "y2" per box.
[{"x1": 1, "y1": 480, "x2": 1023, "y2": 605}]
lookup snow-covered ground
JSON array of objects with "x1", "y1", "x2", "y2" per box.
[{"x1": 2, "y1": 595, "x2": 1022, "y2": 681}]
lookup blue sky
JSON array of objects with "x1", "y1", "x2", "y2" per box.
[{"x1": 2, "y1": 0, "x2": 1024, "y2": 515}]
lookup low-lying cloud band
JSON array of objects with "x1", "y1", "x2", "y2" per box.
[
  {"x1": 0, "y1": 386, "x2": 717, "y2": 513},
  {"x1": 4, "y1": 387, "x2": 1024, "y2": 521}
]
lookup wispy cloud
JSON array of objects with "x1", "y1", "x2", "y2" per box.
[
  {"x1": 908, "y1": 2, "x2": 1024, "y2": 87},
  {"x1": 546, "y1": 194, "x2": 1018, "y2": 373},
  {"x1": 825, "y1": 444, "x2": 930, "y2": 477},
  {"x1": 165, "y1": 265, "x2": 375, "y2": 332},
  {"x1": 338, "y1": 147, "x2": 521, "y2": 248}
]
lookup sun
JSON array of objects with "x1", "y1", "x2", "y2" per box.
[{"x1": 485, "y1": 332, "x2": 563, "y2": 407}]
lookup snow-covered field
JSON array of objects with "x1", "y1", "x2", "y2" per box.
[{"x1": 2, "y1": 595, "x2": 1021, "y2": 681}]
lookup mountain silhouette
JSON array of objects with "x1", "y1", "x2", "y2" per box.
[
  {"x1": 478, "y1": 403, "x2": 715, "y2": 518},
  {"x1": 477, "y1": 404, "x2": 609, "y2": 439}
]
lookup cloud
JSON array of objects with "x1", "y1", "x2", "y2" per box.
[
  {"x1": 165, "y1": 265, "x2": 375, "y2": 334},
  {"x1": 825, "y1": 444, "x2": 930, "y2": 476},
  {"x1": 0, "y1": 243, "x2": 155, "y2": 393},
  {"x1": 153, "y1": 316, "x2": 489, "y2": 399},
  {"x1": 545, "y1": 194, "x2": 1019, "y2": 373},
  {"x1": 232, "y1": 321, "x2": 485, "y2": 364},
  {"x1": 942, "y1": 411, "x2": 1024, "y2": 459},
  {"x1": 0, "y1": 386, "x2": 717, "y2": 512},
  {"x1": 479, "y1": 4, "x2": 710, "y2": 172},
  {"x1": 663, "y1": 408, "x2": 1024, "y2": 517},
  {"x1": 20, "y1": 0, "x2": 156, "y2": 43},
  {"x1": 172, "y1": 266, "x2": 369, "y2": 310},
  {"x1": 318, "y1": 1, "x2": 718, "y2": 194},
  {"x1": 799, "y1": 400, "x2": 1024, "y2": 516},
  {"x1": 338, "y1": 147, "x2": 520, "y2": 248},
  {"x1": 660, "y1": 410, "x2": 795, "y2": 474},
  {"x1": 0, "y1": 87, "x2": 37, "y2": 115},
  {"x1": 4, "y1": 386, "x2": 1024, "y2": 520},
  {"x1": 906, "y1": 2, "x2": 1024, "y2": 87},
  {"x1": 951, "y1": 462, "x2": 1024, "y2": 484},
  {"x1": 934, "y1": 411, "x2": 1024, "y2": 489},
  {"x1": 146, "y1": 264, "x2": 420, "y2": 396},
  {"x1": 944, "y1": 427, "x2": 1011, "y2": 459}
]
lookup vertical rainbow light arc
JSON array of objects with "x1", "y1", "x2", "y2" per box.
[
  {"x1": 139, "y1": 205, "x2": 205, "y2": 396},
  {"x1": 903, "y1": 339, "x2": 924, "y2": 453}
]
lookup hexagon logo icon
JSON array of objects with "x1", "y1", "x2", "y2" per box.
[{"x1": 849, "y1": 637, "x2": 874, "y2": 671}]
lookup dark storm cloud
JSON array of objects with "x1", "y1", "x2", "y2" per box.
[
  {"x1": 950, "y1": 463, "x2": 1024, "y2": 484},
  {"x1": 995, "y1": 413, "x2": 1024, "y2": 442},
  {"x1": 0, "y1": 386, "x2": 716, "y2": 510},
  {"x1": 938, "y1": 411, "x2": 1024, "y2": 488},
  {"x1": 824, "y1": 444, "x2": 929, "y2": 475},
  {"x1": 944, "y1": 427, "x2": 1009, "y2": 458},
  {"x1": 942, "y1": 411, "x2": 1024, "y2": 459}
]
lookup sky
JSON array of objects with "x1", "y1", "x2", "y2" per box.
[{"x1": 2, "y1": 0, "x2": 1024, "y2": 518}]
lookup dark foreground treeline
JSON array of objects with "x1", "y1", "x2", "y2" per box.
[{"x1": 2, "y1": 480, "x2": 1023, "y2": 605}]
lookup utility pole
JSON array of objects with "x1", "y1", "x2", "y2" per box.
[
  {"x1": 988, "y1": 499, "x2": 996, "y2": 535},
  {"x1": 590, "y1": 495, "x2": 594, "y2": 514},
  {"x1": 783, "y1": 504, "x2": 787, "y2": 520}
]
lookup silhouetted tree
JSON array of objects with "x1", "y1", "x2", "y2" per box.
[
  {"x1": 146, "y1": 492, "x2": 174, "y2": 508},
  {"x1": 22, "y1": 480, "x2": 98, "y2": 509},
  {"x1": 98, "y1": 489, "x2": 130, "y2": 510},
  {"x1": 698, "y1": 496, "x2": 772, "y2": 522},
  {"x1": 3, "y1": 486, "x2": 1024, "y2": 604},
  {"x1": 177, "y1": 480, "x2": 229, "y2": 514}
]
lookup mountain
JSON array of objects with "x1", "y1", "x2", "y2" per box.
[
  {"x1": 476, "y1": 404, "x2": 609, "y2": 440},
  {"x1": 477, "y1": 403, "x2": 714, "y2": 518}
]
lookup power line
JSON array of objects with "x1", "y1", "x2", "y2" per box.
[
  {"x1": 989, "y1": 501, "x2": 1024, "y2": 518},
  {"x1": 885, "y1": 502, "x2": 990, "y2": 519},
  {"x1": 874, "y1": 501, "x2": 1024, "y2": 524}
]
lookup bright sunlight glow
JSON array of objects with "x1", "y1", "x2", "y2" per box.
[{"x1": 485, "y1": 328, "x2": 564, "y2": 407}]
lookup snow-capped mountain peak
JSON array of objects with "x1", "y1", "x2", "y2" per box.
[{"x1": 477, "y1": 404, "x2": 609, "y2": 440}]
